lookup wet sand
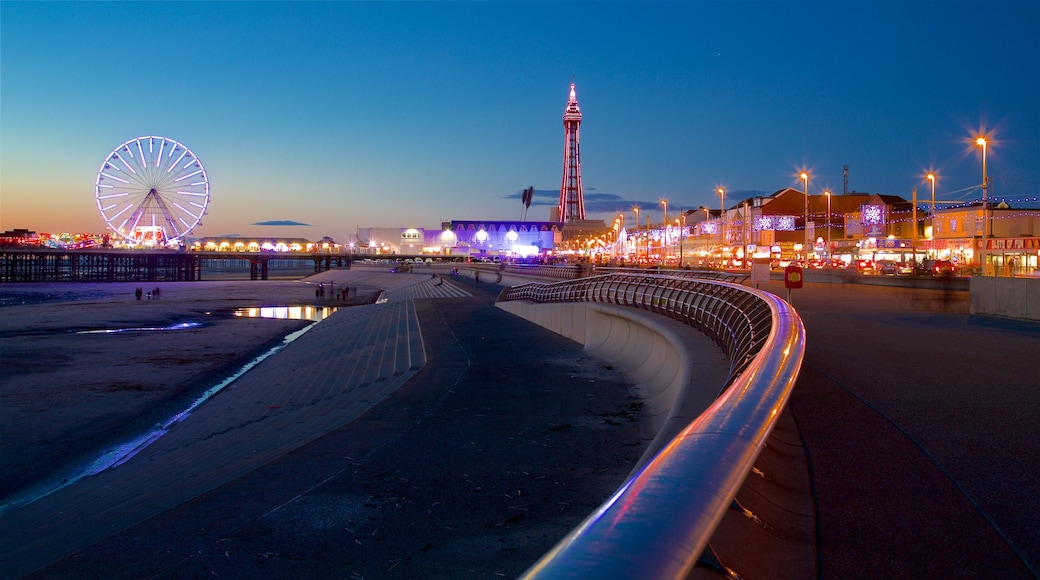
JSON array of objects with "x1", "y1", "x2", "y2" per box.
[{"x1": 0, "y1": 272, "x2": 381, "y2": 501}]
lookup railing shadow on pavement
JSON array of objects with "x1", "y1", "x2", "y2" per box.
[{"x1": 496, "y1": 272, "x2": 806, "y2": 579}]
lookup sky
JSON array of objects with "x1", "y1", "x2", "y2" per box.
[{"x1": 2, "y1": 1, "x2": 1038, "y2": 240}]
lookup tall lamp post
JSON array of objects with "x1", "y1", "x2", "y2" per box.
[
  {"x1": 646, "y1": 214, "x2": 651, "y2": 260},
  {"x1": 926, "y1": 173, "x2": 936, "y2": 220},
  {"x1": 660, "y1": 200, "x2": 668, "y2": 266},
  {"x1": 717, "y1": 187, "x2": 726, "y2": 260},
  {"x1": 800, "y1": 172, "x2": 810, "y2": 262},
  {"x1": 633, "y1": 206, "x2": 640, "y2": 262},
  {"x1": 698, "y1": 206, "x2": 709, "y2": 259},
  {"x1": 676, "y1": 216, "x2": 684, "y2": 267},
  {"x1": 742, "y1": 200, "x2": 750, "y2": 269},
  {"x1": 823, "y1": 190, "x2": 832, "y2": 266},
  {"x1": 976, "y1": 137, "x2": 989, "y2": 274}
]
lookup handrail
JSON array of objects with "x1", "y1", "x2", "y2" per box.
[
  {"x1": 499, "y1": 263, "x2": 752, "y2": 285},
  {"x1": 498, "y1": 273, "x2": 805, "y2": 578}
]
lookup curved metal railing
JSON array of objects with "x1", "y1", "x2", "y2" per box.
[
  {"x1": 498, "y1": 263, "x2": 752, "y2": 285},
  {"x1": 498, "y1": 273, "x2": 805, "y2": 579}
]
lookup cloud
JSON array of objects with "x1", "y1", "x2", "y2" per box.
[{"x1": 251, "y1": 220, "x2": 313, "y2": 227}]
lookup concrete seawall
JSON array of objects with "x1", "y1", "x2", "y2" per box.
[
  {"x1": 971, "y1": 276, "x2": 1040, "y2": 321},
  {"x1": 495, "y1": 299, "x2": 729, "y2": 472}
]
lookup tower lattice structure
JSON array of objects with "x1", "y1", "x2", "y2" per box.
[{"x1": 558, "y1": 83, "x2": 586, "y2": 222}]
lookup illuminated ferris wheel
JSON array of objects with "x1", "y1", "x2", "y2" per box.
[{"x1": 95, "y1": 136, "x2": 210, "y2": 245}]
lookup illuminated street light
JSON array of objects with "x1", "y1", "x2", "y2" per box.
[
  {"x1": 717, "y1": 187, "x2": 726, "y2": 257},
  {"x1": 823, "y1": 190, "x2": 831, "y2": 266},
  {"x1": 926, "y1": 173, "x2": 937, "y2": 219},
  {"x1": 800, "y1": 172, "x2": 810, "y2": 261},
  {"x1": 660, "y1": 200, "x2": 669, "y2": 266},
  {"x1": 976, "y1": 136, "x2": 989, "y2": 274}
]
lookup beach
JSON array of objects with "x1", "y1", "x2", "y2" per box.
[{"x1": 0, "y1": 272, "x2": 382, "y2": 501}]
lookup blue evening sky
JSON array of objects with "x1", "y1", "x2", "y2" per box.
[{"x1": 2, "y1": 1, "x2": 1037, "y2": 239}]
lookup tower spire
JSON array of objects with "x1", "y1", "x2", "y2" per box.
[{"x1": 558, "y1": 82, "x2": 586, "y2": 222}]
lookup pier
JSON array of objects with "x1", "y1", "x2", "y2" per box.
[{"x1": 0, "y1": 249, "x2": 350, "y2": 282}]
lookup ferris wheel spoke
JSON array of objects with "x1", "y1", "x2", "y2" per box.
[
  {"x1": 136, "y1": 140, "x2": 147, "y2": 168},
  {"x1": 110, "y1": 203, "x2": 135, "y2": 220},
  {"x1": 97, "y1": 192, "x2": 129, "y2": 200},
  {"x1": 114, "y1": 152, "x2": 137, "y2": 175},
  {"x1": 156, "y1": 138, "x2": 166, "y2": 161},
  {"x1": 168, "y1": 149, "x2": 188, "y2": 173},
  {"x1": 174, "y1": 169, "x2": 204, "y2": 182},
  {"x1": 172, "y1": 202, "x2": 201, "y2": 221},
  {"x1": 100, "y1": 172, "x2": 130, "y2": 184}
]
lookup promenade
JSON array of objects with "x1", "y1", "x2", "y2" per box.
[
  {"x1": 1, "y1": 270, "x2": 645, "y2": 579},
  {"x1": 1, "y1": 270, "x2": 1038, "y2": 578},
  {"x1": 777, "y1": 279, "x2": 1039, "y2": 579}
]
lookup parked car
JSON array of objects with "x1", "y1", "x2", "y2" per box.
[{"x1": 931, "y1": 260, "x2": 955, "y2": 276}]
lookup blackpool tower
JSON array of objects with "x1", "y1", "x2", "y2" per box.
[{"x1": 558, "y1": 83, "x2": 586, "y2": 222}]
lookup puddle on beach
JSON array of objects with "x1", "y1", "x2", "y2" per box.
[
  {"x1": 233, "y1": 305, "x2": 338, "y2": 321},
  {"x1": 76, "y1": 322, "x2": 203, "y2": 334}
]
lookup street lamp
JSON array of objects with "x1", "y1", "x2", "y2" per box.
[
  {"x1": 675, "y1": 217, "x2": 683, "y2": 267},
  {"x1": 742, "y1": 200, "x2": 750, "y2": 269},
  {"x1": 976, "y1": 136, "x2": 989, "y2": 274},
  {"x1": 823, "y1": 190, "x2": 831, "y2": 266},
  {"x1": 926, "y1": 173, "x2": 936, "y2": 220},
  {"x1": 660, "y1": 200, "x2": 669, "y2": 266},
  {"x1": 717, "y1": 187, "x2": 726, "y2": 259},
  {"x1": 632, "y1": 206, "x2": 640, "y2": 262},
  {"x1": 800, "y1": 172, "x2": 810, "y2": 262}
]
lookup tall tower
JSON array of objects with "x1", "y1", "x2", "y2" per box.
[{"x1": 558, "y1": 83, "x2": 586, "y2": 222}]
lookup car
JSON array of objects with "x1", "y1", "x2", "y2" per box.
[
  {"x1": 878, "y1": 260, "x2": 913, "y2": 276},
  {"x1": 855, "y1": 259, "x2": 876, "y2": 274},
  {"x1": 931, "y1": 260, "x2": 955, "y2": 276}
]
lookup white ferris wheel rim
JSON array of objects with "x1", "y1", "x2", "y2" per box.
[{"x1": 95, "y1": 135, "x2": 210, "y2": 243}]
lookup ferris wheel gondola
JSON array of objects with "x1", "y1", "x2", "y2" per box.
[{"x1": 95, "y1": 136, "x2": 209, "y2": 245}]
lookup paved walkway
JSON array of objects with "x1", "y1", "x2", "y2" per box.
[
  {"x1": 4, "y1": 270, "x2": 646, "y2": 579},
  {"x1": 776, "y1": 279, "x2": 1040, "y2": 579},
  {"x1": 5, "y1": 272, "x2": 1038, "y2": 578}
]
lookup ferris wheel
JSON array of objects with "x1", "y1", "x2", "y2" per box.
[{"x1": 95, "y1": 135, "x2": 209, "y2": 245}]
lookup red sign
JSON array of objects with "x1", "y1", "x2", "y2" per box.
[{"x1": 784, "y1": 264, "x2": 804, "y2": 289}]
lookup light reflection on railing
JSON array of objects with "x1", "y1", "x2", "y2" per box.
[{"x1": 499, "y1": 273, "x2": 805, "y2": 579}]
